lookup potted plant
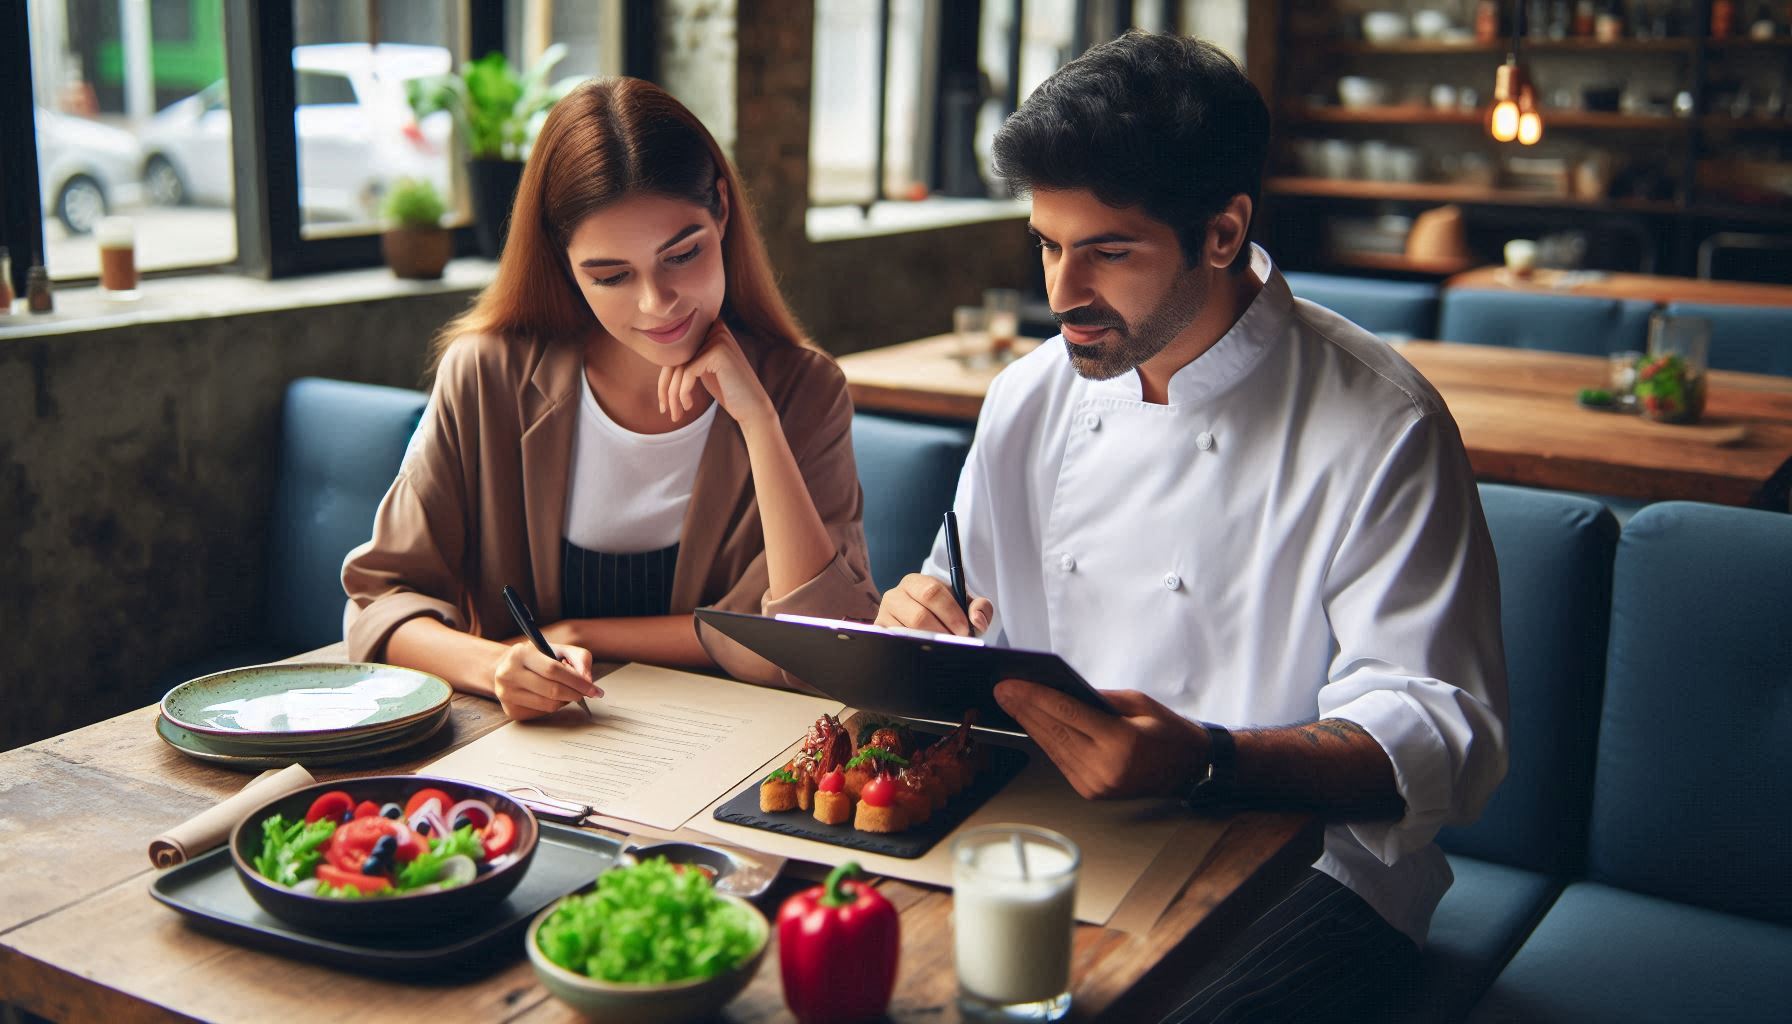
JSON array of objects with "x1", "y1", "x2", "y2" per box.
[
  {"x1": 380, "y1": 178, "x2": 453, "y2": 280},
  {"x1": 407, "y1": 44, "x2": 578, "y2": 259}
]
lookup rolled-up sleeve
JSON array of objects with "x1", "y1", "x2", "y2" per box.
[
  {"x1": 341, "y1": 355, "x2": 475, "y2": 662},
  {"x1": 698, "y1": 354, "x2": 882, "y2": 689},
  {"x1": 1321, "y1": 411, "x2": 1509, "y2": 864}
]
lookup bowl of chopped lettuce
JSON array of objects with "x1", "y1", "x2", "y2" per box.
[
  {"x1": 229, "y1": 775, "x2": 539, "y2": 935},
  {"x1": 525, "y1": 857, "x2": 769, "y2": 1022}
]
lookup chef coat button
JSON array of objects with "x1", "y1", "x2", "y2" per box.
[
  {"x1": 1084, "y1": 413, "x2": 1101, "y2": 431},
  {"x1": 1059, "y1": 553, "x2": 1077, "y2": 572},
  {"x1": 1197, "y1": 431, "x2": 1215, "y2": 451},
  {"x1": 1163, "y1": 573, "x2": 1182, "y2": 591}
]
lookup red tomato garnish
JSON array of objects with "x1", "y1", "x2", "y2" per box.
[
  {"x1": 325, "y1": 816, "x2": 426, "y2": 871},
  {"x1": 317, "y1": 863, "x2": 392, "y2": 894},
  {"x1": 817, "y1": 769, "x2": 845, "y2": 793},
  {"x1": 481, "y1": 812, "x2": 518, "y2": 859},
  {"x1": 404, "y1": 788, "x2": 455, "y2": 819},
  {"x1": 352, "y1": 800, "x2": 382, "y2": 819},
  {"x1": 304, "y1": 790, "x2": 354, "y2": 824},
  {"x1": 861, "y1": 777, "x2": 896, "y2": 807}
]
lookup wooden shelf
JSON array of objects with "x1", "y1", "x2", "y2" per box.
[
  {"x1": 1320, "y1": 37, "x2": 1693, "y2": 55},
  {"x1": 1700, "y1": 115, "x2": 1792, "y2": 134},
  {"x1": 1285, "y1": 106, "x2": 1687, "y2": 130},
  {"x1": 1706, "y1": 36, "x2": 1792, "y2": 49},
  {"x1": 1266, "y1": 176, "x2": 1683, "y2": 214}
]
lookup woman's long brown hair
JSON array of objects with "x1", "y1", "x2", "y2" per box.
[{"x1": 432, "y1": 77, "x2": 807, "y2": 365}]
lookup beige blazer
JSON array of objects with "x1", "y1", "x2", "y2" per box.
[{"x1": 341, "y1": 330, "x2": 881, "y2": 688}]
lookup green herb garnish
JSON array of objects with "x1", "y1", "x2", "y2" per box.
[
  {"x1": 536, "y1": 857, "x2": 761, "y2": 983},
  {"x1": 766, "y1": 767, "x2": 799, "y2": 785},
  {"x1": 846, "y1": 746, "x2": 909, "y2": 770},
  {"x1": 253, "y1": 814, "x2": 336, "y2": 887}
]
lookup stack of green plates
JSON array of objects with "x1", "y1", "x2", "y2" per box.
[{"x1": 157, "y1": 663, "x2": 455, "y2": 770}]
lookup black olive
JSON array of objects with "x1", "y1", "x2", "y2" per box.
[
  {"x1": 476, "y1": 859, "x2": 493, "y2": 875},
  {"x1": 452, "y1": 814, "x2": 476, "y2": 832},
  {"x1": 372, "y1": 835, "x2": 398, "y2": 857},
  {"x1": 341, "y1": 810, "x2": 355, "y2": 823},
  {"x1": 361, "y1": 855, "x2": 386, "y2": 876},
  {"x1": 379, "y1": 802, "x2": 403, "y2": 819},
  {"x1": 415, "y1": 819, "x2": 432, "y2": 835}
]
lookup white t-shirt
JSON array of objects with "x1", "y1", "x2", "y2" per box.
[
  {"x1": 922, "y1": 245, "x2": 1509, "y2": 946},
  {"x1": 563, "y1": 373, "x2": 717, "y2": 553}
]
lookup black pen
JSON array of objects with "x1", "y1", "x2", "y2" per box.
[
  {"x1": 942, "y1": 510, "x2": 970, "y2": 618},
  {"x1": 502, "y1": 584, "x2": 593, "y2": 717}
]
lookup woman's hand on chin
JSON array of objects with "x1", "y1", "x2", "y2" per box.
[{"x1": 658, "y1": 319, "x2": 776, "y2": 432}]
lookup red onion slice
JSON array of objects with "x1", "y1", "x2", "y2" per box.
[
  {"x1": 408, "y1": 798, "x2": 450, "y2": 839},
  {"x1": 445, "y1": 798, "x2": 495, "y2": 831}
]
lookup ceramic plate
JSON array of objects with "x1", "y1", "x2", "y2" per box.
[
  {"x1": 156, "y1": 702, "x2": 449, "y2": 757},
  {"x1": 161, "y1": 663, "x2": 452, "y2": 740},
  {"x1": 155, "y1": 709, "x2": 451, "y2": 770}
]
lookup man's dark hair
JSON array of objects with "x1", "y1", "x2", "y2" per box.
[{"x1": 993, "y1": 31, "x2": 1270, "y2": 272}]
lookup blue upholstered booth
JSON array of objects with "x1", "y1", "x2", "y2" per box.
[
  {"x1": 1284, "y1": 271, "x2": 1440, "y2": 339},
  {"x1": 850, "y1": 413, "x2": 974, "y2": 592},
  {"x1": 1392, "y1": 485, "x2": 1618, "y2": 1022},
  {"x1": 161, "y1": 378, "x2": 427, "y2": 685},
  {"x1": 1439, "y1": 289, "x2": 1655, "y2": 356},
  {"x1": 1469, "y1": 502, "x2": 1792, "y2": 1022},
  {"x1": 1663, "y1": 301, "x2": 1792, "y2": 377}
]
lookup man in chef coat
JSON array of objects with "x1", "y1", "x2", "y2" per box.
[{"x1": 876, "y1": 31, "x2": 1508, "y2": 1022}]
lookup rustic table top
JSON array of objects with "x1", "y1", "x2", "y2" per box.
[
  {"x1": 839, "y1": 335, "x2": 1792, "y2": 508},
  {"x1": 0, "y1": 644, "x2": 1320, "y2": 1023}
]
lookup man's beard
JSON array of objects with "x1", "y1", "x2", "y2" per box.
[{"x1": 1055, "y1": 268, "x2": 1207, "y2": 381}]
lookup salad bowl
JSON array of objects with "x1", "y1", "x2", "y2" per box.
[{"x1": 230, "y1": 775, "x2": 540, "y2": 936}]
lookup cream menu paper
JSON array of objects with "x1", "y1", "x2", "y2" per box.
[{"x1": 423, "y1": 663, "x2": 843, "y2": 832}]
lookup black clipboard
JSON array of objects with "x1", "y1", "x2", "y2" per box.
[{"x1": 695, "y1": 608, "x2": 1115, "y2": 734}]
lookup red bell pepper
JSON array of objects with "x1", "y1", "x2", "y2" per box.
[{"x1": 778, "y1": 860, "x2": 900, "y2": 1024}]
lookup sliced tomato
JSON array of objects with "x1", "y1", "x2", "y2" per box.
[
  {"x1": 316, "y1": 863, "x2": 392, "y2": 894},
  {"x1": 481, "y1": 812, "x2": 518, "y2": 859},
  {"x1": 352, "y1": 800, "x2": 382, "y2": 820},
  {"x1": 861, "y1": 776, "x2": 896, "y2": 807},
  {"x1": 404, "y1": 787, "x2": 455, "y2": 819},
  {"x1": 325, "y1": 815, "x2": 427, "y2": 871},
  {"x1": 304, "y1": 790, "x2": 355, "y2": 824}
]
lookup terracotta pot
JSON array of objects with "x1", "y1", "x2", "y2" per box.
[{"x1": 381, "y1": 226, "x2": 454, "y2": 280}]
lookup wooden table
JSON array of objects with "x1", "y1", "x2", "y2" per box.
[
  {"x1": 839, "y1": 335, "x2": 1792, "y2": 509},
  {"x1": 1445, "y1": 265, "x2": 1792, "y2": 308},
  {"x1": 0, "y1": 645, "x2": 1321, "y2": 1024}
]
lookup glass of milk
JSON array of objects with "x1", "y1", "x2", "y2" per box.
[{"x1": 951, "y1": 824, "x2": 1080, "y2": 1021}]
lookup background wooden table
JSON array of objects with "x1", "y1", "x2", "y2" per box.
[
  {"x1": 1444, "y1": 266, "x2": 1792, "y2": 308},
  {"x1": 0, "y1": 646, "x2": 1320, "y2": 1024},
  {"x1": 839, "y1": 335, "x2": 1792, "y2": 509}
]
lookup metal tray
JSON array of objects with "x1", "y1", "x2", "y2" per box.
[{"x1": 149, "y1": 823, "x2": 621, "y2": 974}]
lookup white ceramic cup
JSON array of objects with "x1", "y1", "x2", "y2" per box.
[{"x1": 1504, "y1": 239, "x2": 1540, "y2": 276}]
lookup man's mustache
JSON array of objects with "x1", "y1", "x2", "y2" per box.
[{"x1": 1052, "y1": 306, "x2": 1127, "y2": 332}]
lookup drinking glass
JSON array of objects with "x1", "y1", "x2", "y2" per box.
[
  {"x1": 1638, "y1": 314, "x2": 1710, "y2": 424},
  {"x1": 955, "y1": 305, "x2": 989, "y2": 367},
  {"x1": 984, "y1": 288, "x2": 1021, "y2": 364},
  {"x1": 952, "y1": 824, "x2": 1079, "y2": 1022}
]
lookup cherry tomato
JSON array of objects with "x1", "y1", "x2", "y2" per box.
[
  {"x1": 817, "y1": 769, "x2": 845, "y2": 793},
  {"x1": 317, "y1": 863, "x2": 392, "y2": 894},
  {"x1": 481, "y1": 813, "x2": 518, "y2": 859},
  {"x1": 352, "y1": 800, "x2": 382, "y2": 820},
  {"x1": 304, "y1": 790, "x2": 354, "y2": 824},
  {"x1": 325, "y1": 816, "x2": 426, "y2": 871},
  {"x1": 404, "y1": 788, "x2": 455, "y2": 820},
  {"x1": 861, "y1": 777, "x2": 896, "y2": 807}
]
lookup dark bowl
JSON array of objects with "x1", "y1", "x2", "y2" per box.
[
  {"x1": 619, "y1": 840, "x2": 778, "y2": 900},
  {"x1": 231, "y1": 775, "x2": 540, "y2": 936}
]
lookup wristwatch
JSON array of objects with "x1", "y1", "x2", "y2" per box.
[{"x1": 1179, "y1": 722, "x2": 1236, "y2": 808}]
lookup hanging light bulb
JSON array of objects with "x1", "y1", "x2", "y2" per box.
[
  {"x1": 1490, "y1": 60, "x2": 1521, "y2": 143},
  {"x1": 1516, "y1": 82, "x2": 1543, "y2": 145}
]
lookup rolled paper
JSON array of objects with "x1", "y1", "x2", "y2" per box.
[{"x1": 148, "y1": 763, "x2": 317, "y2": 868}]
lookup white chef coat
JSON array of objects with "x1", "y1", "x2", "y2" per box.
[{"x1": 921, "y1": 244, "x2": 1509, "y2": 945}]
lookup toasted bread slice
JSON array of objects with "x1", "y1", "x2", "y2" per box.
[
  {"x1": 854, "y1": 801, "x2": 905, "y2": 833},
  {"x1": 759, "y1": 779, "x2": 798, "y2": 813},
  {"x1": 813, "y1": 789, "x2": 852, "y2": 826}
]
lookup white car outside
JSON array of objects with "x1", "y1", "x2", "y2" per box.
[
  {"x1": 35, "y1": 108, "x2": 145, "y2": 236},
  {"x1": 140, "y1": 43, "x2": 456, "y2": 225}
]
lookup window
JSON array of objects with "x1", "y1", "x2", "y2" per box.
[
  {"x1": 27, "y1": 0, "x2": 237, "y2": 280},
  {"x1": 2, "y1": 0, "x2": 642, "y2": 287}
]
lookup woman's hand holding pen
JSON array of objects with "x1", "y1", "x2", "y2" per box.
[
  {"x1": 658, "y1": 319, "x2": 775, "y2": 432},
  {"x1": 493, "y1": 641, "x2": 601, "y2": 721},
  {"x1": 876, "y1": 573, "x2": 994, "y2": 637}
]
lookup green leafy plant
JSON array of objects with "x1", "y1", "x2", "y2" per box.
[
  {"x1": 381, "y1": 177, "x2": 448, "y2": 229},
  {"x1": 406, "y1": 44, "x2": 579, "y2": 161}
]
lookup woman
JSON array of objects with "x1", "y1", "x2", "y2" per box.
[{"x1": 343, "y1": 78, "x2": 879, "y2": 719}]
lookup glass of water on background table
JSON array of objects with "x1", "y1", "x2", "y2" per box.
[{"x1": 952, "y1": 824, "x2": 1080, "y2": 1021}]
